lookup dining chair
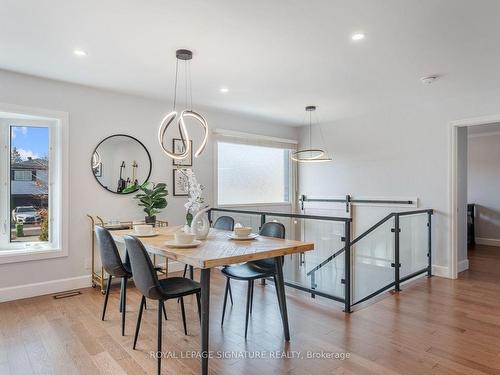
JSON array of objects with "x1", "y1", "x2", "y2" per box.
[
  {"x1": 220, "y1": 222, "x2": 286, "y2": 339},
  {"x1": 95, "y1": 225, "x2": 133, "y2": 336},
  {"x1": 124, "y1": 235, "x2": 201, "y2": 375},
  {"x1": 95, "y1": 226, "x2": 165, "y2": 335}
]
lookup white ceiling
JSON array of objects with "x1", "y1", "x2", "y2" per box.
[{"x1": 2, "y1": 0, "x2": 500, "y2": 125}]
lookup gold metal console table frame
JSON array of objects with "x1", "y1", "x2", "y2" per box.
[{"x1": 87, "y1": 214, "x2": 169, "y2": 294}]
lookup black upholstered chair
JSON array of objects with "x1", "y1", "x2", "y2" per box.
[
  {"x1": 95, "y1": 225, "x2": 133, "y2": 336},
  {"x1": 124, "y1": 235, "x2": 201, "y2": 375},
  {"x1": 220, "y1": 222, "x2": 286, "y2": 338},
  {"x1": 95, "y1": 226, "x2": 164, "y2": 335}
]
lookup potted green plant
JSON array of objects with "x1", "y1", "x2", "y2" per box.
[{"x1": 124, "y1": 182, "x2": 168, "y2": 225}]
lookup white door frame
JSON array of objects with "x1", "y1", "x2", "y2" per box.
[{"x1": 449, "y1": 114, "x2": 500, "y2": 279}]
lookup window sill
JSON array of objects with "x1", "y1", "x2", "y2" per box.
[{"x1": 0, "y1": 246, "x2": 67, "y2": 265}]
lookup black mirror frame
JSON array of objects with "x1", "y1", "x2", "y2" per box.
[{"x1": 91, "y1": 134, "x2": 152, "y2": 195}]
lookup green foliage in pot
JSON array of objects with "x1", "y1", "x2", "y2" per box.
[{"x1": 124, "y1": 181, "x2": 168, "y2": 219}]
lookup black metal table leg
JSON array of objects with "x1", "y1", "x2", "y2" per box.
[
  {"x1": 274, "y1": 257, "x2": 290, "y2": 341},
  {"x1": 200, "y1": 268, "x2": 210, "y2": 375}
]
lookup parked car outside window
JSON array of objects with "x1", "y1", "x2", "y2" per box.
[{"x1": 12, "y1": 206, "x2": 42, "y2": 224}]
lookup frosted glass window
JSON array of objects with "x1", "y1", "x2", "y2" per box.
[{"x1": 217, "y1": 142, "x2": 290, "y2": 205}]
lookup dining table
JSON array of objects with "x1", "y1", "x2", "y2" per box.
[{"x1": 111, "y1": 225, "x2": 314, "y2": 375}]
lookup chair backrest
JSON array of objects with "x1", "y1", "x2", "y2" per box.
[
  {"x1": 253, "y1": 222, "x2": 286, "y2": 269},
  {"x1": 213, "y1": 216, "x2": 235, "y2": 231},
  {"x1": 259, "y1": 222, "x2": 285, "y2": 239},
  {"x1": 124, "y1": 235, "x2": 163, "y2": 300},
  {"x1": 95, "y1": 226, "x2": 128, "y2": 276}
]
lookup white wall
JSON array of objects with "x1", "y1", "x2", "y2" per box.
[
  {"x1": 0, "y1": 69, "x2": 297, "y2": 291},
  {"x1": 468, "y1": 132, "x2": 500, "y2": 243},
  {"x1": 298, "y1": 89, "x2": 500, "y2": 277}
]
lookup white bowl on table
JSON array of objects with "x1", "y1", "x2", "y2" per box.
[
  {"x1": 175, "y1": 231, "x2": 196, "y2": 245},
  {"x1": 133, "y1": 224, "x2": 154, "y2": 235},
  {"x1": 234, "y1": 227, "x2": 252, "y2": 238}
]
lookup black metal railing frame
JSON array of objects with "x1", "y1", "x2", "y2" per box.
[{"x1": 208, "y1": 207, "x2": 433, "y2": 313}]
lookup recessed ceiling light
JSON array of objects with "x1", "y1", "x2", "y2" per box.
[
  {"x1": 219, "y1": 87, "x2": 229, "y2": 93},
  {"x1": 73, "y1": 49, "x2": 87, "y2": 57},
  {"x1": 351, "y1": 33, "x2": 365, "y2": 41}
]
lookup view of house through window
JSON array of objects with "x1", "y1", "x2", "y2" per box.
[
  {"x1": 217, "y1": 142, "x2": 291, "y2": 205},
  {"x1": 9, "y1": 126, "x2": 49, "y2": 243}
]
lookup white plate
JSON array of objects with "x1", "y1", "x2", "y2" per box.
[
  {"x1": 130, "y1": 231, "x2": 158, "y2": 237},
  {"x1": 228, "y1": 233, "x2": 259, "y2": 240},
  {"x1": 165, "y1": 240, "x2": 202, "y2": 248}
]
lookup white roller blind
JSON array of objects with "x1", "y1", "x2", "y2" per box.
[{"x1": 213, "y1": 128, "x2": 298, "y2": 150}]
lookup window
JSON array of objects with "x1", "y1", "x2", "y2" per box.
[
  {"x1": 13, "y1": 170, "x2": 33, "y2": 181},
  {"x1": 217, "y1": 141, "x2": 292, "y2": 205},
  {"x1": 0, "y1": 107, "x2": 67, "y2": 262}
]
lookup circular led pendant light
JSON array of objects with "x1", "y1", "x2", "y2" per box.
[
  {"x1": 158, "y1": 49, "x2": 208, "y2": 160},
  {"x1": 291, "y1": 106, "x2": 332, "y2": 163}
]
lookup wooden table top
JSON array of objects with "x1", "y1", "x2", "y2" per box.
[{"x1": 111, "y1": 226, "x2": 314, "y2": 269}]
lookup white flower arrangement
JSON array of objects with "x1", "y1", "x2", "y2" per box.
[{"x1": 181, "y1": 168, "x2": 205, "y2": 214}]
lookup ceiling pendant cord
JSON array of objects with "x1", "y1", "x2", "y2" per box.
[
  {"x1": 184, "y1": 59, "x2": 188, "y2": 110},
  {"x1": 316, "y1": 110, "x2": 328, "y2": 156},
  {"x1": 189, "y1": 60, "x2": 193, "y2": 112},
  {"x1": 173, "y1": 57, "x2": 179, "y2": 110},
  {"x1": 309, "y1": 110, "x2": 312, "y2": 157}
]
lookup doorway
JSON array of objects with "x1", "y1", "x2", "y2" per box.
[{"x1": 450, "y1": 116, "x2": 500, "y2": 278}]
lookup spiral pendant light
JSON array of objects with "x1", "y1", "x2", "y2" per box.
[
  {"x1": 158, "y1": 49, "x2": 208, "y2": 160},
  {"x1": 291, "y1": 106, "x2": 332, "y2": 163}
]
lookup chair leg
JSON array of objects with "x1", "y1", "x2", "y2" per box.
[
  {"x1": 133, "y1": 296, "x2": 145, "y2": 350},
  {"x1": 101, "y1": 275, "x2": 112, "y2": 321},
  {"x1": 221, "y1": 278, "x2": 230, "y2": 326},
  {"x1": 119, "y1": 277, "x2": 124, "y2": 313},
  {"x1": 180, "y1": 297, "x2": 188, "y2": 335},
  {"x1": 144, "y1": 299, "x2": 147, "y2": 310},
  {"x1": 121, "y1": 277, "x2": 127, "y2": 336},
  {"x1": 228, "y1": 279, "x2": 234, "y2": 305},
  {"x1": 178, "y1": 265, "x2": 189, "y2": 304},
  {"x1": 250, "y1": 280, "x2": 254, "y2": 314},
  {"x1": 273, "y1": 275, "x2": 283, "y2": 319},
  {"x1": 244, "y1": 280, "x2": 252, "y2": 339},
  {"x1": 162, "y1": 301, "x2": 168, "y2": 320},
  {"x1": 196, "y1": 292, "x2": 201, "y2": 323},
  {"x1": 157, "y1": 300, "x2": 162, "y2": 375}
]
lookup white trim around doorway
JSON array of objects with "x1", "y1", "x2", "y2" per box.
[{"x1": 449, "y1": 114, "x2": 500, "y2": 279}]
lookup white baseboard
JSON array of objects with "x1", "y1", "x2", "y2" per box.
[
  {"x1": 476, "y1": 237, "x2": 500, "y2": 247},
  {"x1": 0, "y1": 261, "x2": 188, "y2": 303},
  {"x1": 432, "y1": 265, "x2": 452, "y2": 278},
  {"x1": 458, "y1": 259, "x2": 469, "y2": 273},
  {"x1": 0, "y1": 275, "x2": 91, "y2": 303}
]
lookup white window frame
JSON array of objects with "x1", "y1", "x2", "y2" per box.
[
  {"x1": 0, "y1": 103, "x2": 68, "y2": 264},
  {"x1": 213, "y1": 129, "x2": 298, "y2": 208}
]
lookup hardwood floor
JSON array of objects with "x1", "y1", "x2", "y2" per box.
[{"x1": 2, "y1": 246, "x2": 500, "y2": 374}]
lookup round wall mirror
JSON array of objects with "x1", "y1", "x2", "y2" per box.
[{"x1": 91, "y1": 134, "x2": 152, "y2": 194}]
